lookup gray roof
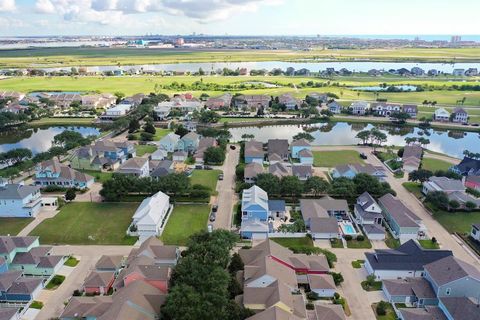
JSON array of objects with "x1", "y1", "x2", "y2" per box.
[
  {"x1": 7, "y1": 277, "x2": 43, "y2": 295},
  {"x1": 365, "y1": 240, "x2": 452, "y2": 272},
  {"x1": 439, "y1": 297, "x2": 480, "y2": 320},
  {"x1": 383, "y1": 277, "x2": 436, "y2": 299},
  {"x1": 424, "y1": 256, "x2": 480, "y2": 286},
  {"x1": 403, "y1": 145, "x2": 423, "y2": 161},
  {"x1": 267, "y1": 139, "x2": 289, "y2": 156},
  {"x1": 96, "y1": 255, "x2": 124, "y2": 270},
  {"x1": 379, "y1": 193, "x2": 421, "y2": 228},
  {"x1": 0, "y1": 308, "x2": 19, "y2": 320},
  {"x1": 292, "y1": 165, "x2": 313, "y2": 178},
  {"x1": 0, "y1": 184, "x2": 40, "y2": 200},
  {"x1": 245, "y1": 162, "x2": 264, "y2": 179},
  {"x1": 309, "y1": 217, "x2": 339, "y2": 234},
  {"x1": 427, "y1": 177, "x2": 465, "y2": 192},
  {"x1": 363, "y1": 224, "x2": 385, "y2": 235},
  {"x1": 268, "y1": 200, "x2": 286, "y2": 212},
  {"x1": 245, "y1": 140, "x2": 264, "y2": 158},
  {"x1": 0, "y1": 271, "x2": 23, "y2": 291},
  {"x1": 291, "y1": 139, "x2": 310, "y2": 147},
  {"x1": 399, "y1": 306, "x2": 447, "y2": 320},
  {"x1": 300, "y1": 197, "x2": 349, "y2": 221},
  {"x1": 269, "y1": 162, "x2": 291, "y2": 178},
  {"x1": 0, "y1": 236, "x2": 38, "y2": 255},
  {"x1": 298, "y1": 148, "x2": 313, "y2": 158}
]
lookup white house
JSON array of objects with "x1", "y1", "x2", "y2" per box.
[
  {"x1": 158, "y1": 133, "x2": 180, "y2": 153},
  {"x1": 154, "y1": 104, "x2": 172, "y2": 120},
  {"x1": 104, "y1": 104, "x2": 132, "y2": 117},
  {"x1": 350, "y1": 101, "x2": 370, "y2": 115},
  {"x1": 0, "y1": 180, "x2": 42, "y2": 218},
  {"x1": 118, "y1": 157, "x2": 150, "y2": 177},
  {"x1": 434, "y1": 108, "x2": 450, "y2": 122},
  {"x1": 129, "y1": 191, "x2": 171, "y2": 242},
  {"x1": 452, "y1": 107, "x2": 468, "y2": 124},
  {"x1": 471, "y1": 224, "x2": 480, "y2": 242},
  {"x1": 151, "y1": 149, "x2": 168, "y2": 161}
]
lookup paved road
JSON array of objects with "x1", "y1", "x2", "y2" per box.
[
  {"x1": 18, "y1": 208, "x2": 59, "y2": 237},
  {"x1": 35, "y1": 245, "x2": 132, "y2": 320},
  {"x1": 213, "y1": 145, "x2": 240, "y2": 230}
]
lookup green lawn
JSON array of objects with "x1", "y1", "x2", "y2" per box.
[
  {"x1": 30, "y1": 301, "x2": 44, "y2": 310},
  {"x1": 29, "y1": 202, "x2": 138, "y2": 245},
  {"x1": 361, "y1": 280, "x2": 383, "y2": 291},
  {"x1": 45, "y1": 275, "x2": 65, "y2": 290},
  {"x1": 421, "y1": 158, "x2": 453, "y2": 172},
  {"x1": 0, "y1": 218, "x2": 33, "y2": 236},
  {"x1": 372, "y1": 303, "x2": 397, "y2": 320},
  {"x1": 64, "y1": 256, "x2": 80, "y2": 267},
  {"x1": 351, "y1": 260, "x2": 365, "y2": 268},
  {"x1": 346, "y1": 238, "x2": 372, "y2": 249},
  {"x1": 160, "y1": 204, "x2": 210, "y2": 246},
  {"x1": 135, "y1": 144, "x2": 157, "y2": 156},
  {"x1": 431, "y1": 205, "x2": 480, "y2": 235},
  {"x1": 271, "y1": 237, "x2": 314, "y2": 251},
  {"x1": 385, "y1": 232, "x2": 401, "y2": 249},
  {"x1": 132, "y1": 129, "x2": 171, "y2": 141},
  {"x1": 29, "y1": 117, "x2": 95, "y2": 126},
  {"x1": 418, "y1": 239, "x2": 440, "y2": 249},
  {"x1": 313, "y1": 150, "x2": 364, "y2": 167},
  {"x1": 331, "y1": 238, "x2": 344, "y2": 248},
  {"x1": 78, "y1": 169, "x2": 113, "y2": 184},
  {"x1": 402, "y1": 182, "x2": 423, "y2": 199},
  {"x1": 190, "y1": 169, "x2": 221, "y2": 194},
  {"x1": 219, "y1": 117, "x2": 267, "y2": 123}
]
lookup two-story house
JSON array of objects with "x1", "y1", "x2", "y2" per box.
[
  {"x1": 240, "y1": 186, "x2": 270, "y2": 239},
  {"x1": 245, "y1": 140, "x2": 265, "y2": 164},
  {"x1": 179, "y1": 132, "x2": 200, "y2": 153},
  {"x1": 117, "y1": 157, "x2": 150, "y2": 177},
  {"x1": 72, "y1": 139, "x2": 135, "y2": 171},
  {"x1": 434, "y1": 108, "x2": 450, "y2": 122},
  {"x1": 290, "y1": 139, "x2": 311, "y2": 159},
  {"x1": 354, "y1": 192, "x2": 385, "y2": 240},
  {"x1": 158, "y1": 132, "x2": 181, "y2": 152},
  {"x1": 402, "y1": 104, "x2": 418, "y2": 118},
  {"x1": 268, "y1": 139, "x2": 289, "y2": 162},
  {"x1": 350, "y1": 101, "x2": 370, "y2": 115},
  {"x1": 451, "y1": 107, "x2": 468, "y2": 124},
  {"x1": 372, "y1": 103, "x2": 402, "y2": 117},
  {"x1": 0, "y1": 181, "x2": 42, "y2": 218},
  {"x1": 34, "y1": 160, "x2": 94, "y2": 190},
  {"x1": 327, "y1": 101, "x2": 342, "y2": 114}
]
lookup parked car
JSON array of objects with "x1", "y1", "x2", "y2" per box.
[
  {"x1": 195, "y1": 164, "x2": 203, "y2": 170},
  {"x1": 204, "y1": 165, "x2": 213, "y2": 170},
  {"x1": 472, "y1": 123, "x2": 479, "y2": 127},
  {"x1": 207, "y1": 224, "x2": 213, "y2": 233},
  {"x1": 212, "y1": 205, "x2": 218, "y2": 213},
  {"x1": 360, "y1": 153, "x2": 368, "y2": 159},
  {"x1": 209, "y1": 212, "x2": 216, "y2": 222},
  {"x1": 230, "y1": 145, "x2": 236, "y2": 150},
  {"x1": 218, "y1": 173, "x2": 224, "y2": 180}
]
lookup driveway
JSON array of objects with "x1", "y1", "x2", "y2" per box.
[
  {"x1": 34, "y1": 245, "x2": 132, "y2": 320},
  {"x1": 18, "y1": 208, "x2": 59, "y2": 236},
  {"x1": 213, "y1": 145, "x2": 240, "y2": 230}
]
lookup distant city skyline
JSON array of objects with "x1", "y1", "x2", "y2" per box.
[{"x1": 0, "y1": 0, "x2": 479, "y2": 36}]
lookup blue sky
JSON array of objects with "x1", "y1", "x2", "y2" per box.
[{"x1": 0, "y1": 0, "x2": 479, "y2": 36}]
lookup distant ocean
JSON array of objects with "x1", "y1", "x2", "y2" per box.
[{"x1": 329, "y1": 35, "x2": 480, "y2": 42}]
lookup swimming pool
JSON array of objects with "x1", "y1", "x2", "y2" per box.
[{"x1": 340, "y1": 222, "x2": 357, "y2": 236}]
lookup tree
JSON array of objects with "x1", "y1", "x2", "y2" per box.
[
  {"x1": 140, "y1": 132, "x2": 154, "y2": 141},
  {"x1": 114, "y1": 92, "x2": 125, "y2": 103},
  {"x1": 330, "y1": 177, "x2": 356, "y2": 199},
  {"x1": 448, "y1": 200, "x2": 460, "y2": 211},
  {"x1": 426, "y1": 191, "x2": 449, "y2": 210},
  {"x1": 128, "y1": 118, "x2": 140, "y2": 133},
  {"x1": 204, "y1": 147, "x2": 225, "y2": 165},
  {"x1": 376, "y1": 301, "x2": 389, "y2": 316},
  {"x1": 174, "y1": 125, "x2": 189, "y2": 137},
  {"x1": 304, "y1": 176, "x2": 329, "y2": 196},
  {"x1": 143, "y1": 122, "x2": 156, "y2": 134},
  {"x1": 390, "y1": 111, "x2": 410, "y2": 124},
  {"x1": 292, "y1": 132, "x2": 314, "y2": 142},
  {"x1": 356, "y1": 130, "x2": 371, "y2": 145},
  {"x1": 465, "y1": 201, "x2": 477, "y2": 211},
  {"x1": 228, "y1": 253, "x2": 244, "y2": 274},
  {"x1": 353, "y1": 173, "x2": 394, "y2": 198},
  {"x1": 199, "y1": 110, "x2": 221, "y2": 124},
  {"x1": 53, "y1": 131, "x2": 90, "y2": 150},
  {"x1": 408, "y1": 169, "x2": 433, "y2": 183},
  {"x1": 255, "y1": 173, "x2": 281, "y2": 195},
  {"x1": 241, "y1": 134, "x2": 255, "y2": 141},
  {"x1": 280, "y1": 176, "x2": 303, "y2": 199},
  {"x1": 330, "y1": 272, "x2": 344, "y2": 285},
  {"x1": 370, "y1": 128, "x2": 387, "y2": 152},
  {"x1": 404, "y1": 137, "x2": 417, "y2": 145},
  {"x1": 65, "y1": 188, "x2": 76, "y2": 201}
]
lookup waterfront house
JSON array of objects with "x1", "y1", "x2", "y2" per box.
[
  {"x1": 331, "y1": 163, "x2": 386, "y2": 180},
  {"x1": 452, "y1": 107, "x2": 468, "y2": 124},
  {"x1": 205, "y1": 93, "x2": 232, "y2": 110},
  {"x1": 244, "y1": 162, "x2": 264, "y2": 184},
  {"x1": 278, "y1": 93, "x2": 301, "y2": 110},
  {"x1": 350, "y1": 101, "x2": 370, "y2": 115},
  {"x1": 328, "y1": 101, "x2": 342, "y2": 114},
  {"x1": 298, "y1": 149, "x2": 313, "y2": 164},
  {"x1": 307, "y1": 93, "x2": 328, "y2": 104},
  {"x1": 244, "y1": 140, "x2": 265, "y2": 164},
  {"x1": 35, "y1": 160, "x2": 94, "y2": 190},
  {"x1": 129, "y1": 191, "x2": 171, "y2": 242},
  {"x1": 451, "y1": 156, "x2": 480, "y2": 176},
  {"x1": 292, "y1": 164, "x2": 313, "y2": 181},
  {"x1": 452, "y1": 69, "x2": 465, "y2": 76},
  {"x1": 378, "y1": 193, "x2": 423, "y2": 243},
  {"x1": 240, "y1": 186, "x2": 270, "y2": 239},
  {"x1": 233, "y1": 95, "x2": 271, "y2": 111},
  {"x1": 194, "y1": 137, "x2": 218, "y2": 164},
  {"x1": 158, "y1": 132, "x2": 181, "y2": 152},
  {"x1": 290, "y1": 139, "x2": 311, "y2": 159},
  {"x1": 269, "y1": 162, "x2": 291, "y2": 178},
  {"x1": 268, "y1": 139, "x2": 289, "y2": 161},
  {"x1": 81, "y1": 93, "x2": 116, "y2": 109},
  {"x1": 372, "y1": 103, "x2": 402, "y2": 117},
  {"x1": 402, "y1": 145, "x2": 423, "y2": 173},
  {"x1": 101, "y1": 104, "x2": 133, "y2": 120},
  {"x1": 354, "y1": 192, "x2": 385, "y2": 240},
  {"x1": 118, "y1": 157, "x2": 149, "y2": 177},
  {"x1": 72, "y1": 139, "x2": 135, "y2": 171},
  {"x1": 422, "y1": 176, "x2": 480, "y2": 209},
  {"x1": 364, "y1": 240, "x2": 452, "y2": 280},
  {"x1": 0, "y1": 181, "x2": 42, "y2": 218},
  {"x1": 402, "y1": 104, "x2": 418, "y2": 118},
  {"x1": 434, "y1": 108, "x2": 450, "y2": 122}
]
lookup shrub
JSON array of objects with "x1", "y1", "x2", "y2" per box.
[
  {"x1": 306, "y1": 302, "x2": 315, "y2": 310},
  {"x1": 376, "y1": 301, "x2": 389, "y2": 316},
  {"x1": 344, "y1": 235, "x2": 353, "y2": 241},
  {"x1": 306, "y1": 291, "x2": 320, "y2": 301},
  {"x1": 330, "y1": 272, "x2": 344, "y2": 285},
  {"x1": 356, "y1": 235, "x2": 365, "y2": 241},
  {"x1": 73, "y1": 289, "x2": 82, "y2": 296}
]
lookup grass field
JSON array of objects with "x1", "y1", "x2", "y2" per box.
[
  {"x1": 372, "y1": 302, "x2": 396, "y2": 320},
  {"x1": 418, "y1": 239, "x2": 440, "y2": 249},
  {"x1": 313, "y1": 150, "x2": 364, "y2": 167},
  {"x1": 271, "y1": 237, "x2": 314, "y2": 251},
  {"x1": 29, "y1": 202, "x2": 138, "y2": 245},
  {"x1": 346, "y1": 238, "x2": 372, "y2": 249},
  {"x1": 160, "y1": 204, "x2": 210, "y2": 246},
  {"x1": 2, "y1": 47, "x2": 480, "y2": 69},
  {"x1": 131, "y1": 129, "x2": 171, "y2": 141},
  {"x1": 29, "y1": 117, "x2": 96, "y2": 126},
  {"x1": 78, "y1": 169, "x2": 113, "y2": 184},
  {"x1": 0, "y1": 218, "x2": 33, "y2": 236},
  {"x1": 402, "y1": 182, "x2": 424, "y2": 199},
  {"x1": 431, "y1": 207, "x2": 480, "y2": 235},
  {"x1": 421, "y1": 158, "x2": 454, "y2": 172},
  {"x1": 190, "y1": 169, "x2": 221, "y2": 193},
  {"x1": 135, "y1": 144, "x2": 157, "y2": 156}
]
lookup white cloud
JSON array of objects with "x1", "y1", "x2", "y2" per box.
[
  {"x1": 0, "y1": 17, "x2": 27, "y2": 28},
  {"x1": 0, "y1": 0, "x2": 16, "y2": 12},
  {"x1": 35, "y1": 0, "x2": 56, "y2": 13}
]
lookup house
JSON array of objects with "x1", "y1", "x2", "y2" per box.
[
  {"x1": 0, "y1": 270, "x2": 43, "y2": 304},
  {"x1": 428, "y1": 69, "x2": 440, "y2": 76},
  {"x1": 0, "y1": 181, "x2": 42, "y2": 218},
  {"x1": 117, "y1": 157, "x2": 149, "y2": 177},
  {"x1": 402, "y1": 145, "x2": 423, "y2": 173},
  {"x1": 402, "y1": 104, "x2": 418, "y2": 118},
  {"x1": 0, "y1": 308, "x2": 19, "y2": 320},
  {"x1": 411, "y1": 67, "x2": 425, "y2": 76},
  {"x1": 328, "y1": 101, "x2": 342, "y2": 114},
  {"x1": 179, "y1": 131, "x2": 200, "y2": 153},
  {"x1": 114, "y1": 257, "x2": 171, "y2": 294},
  {"x1": 331, "y1": 163, "x2": 386, "y2": 180},
  {"x1": 300, "y1": 197, "x2": 347, "y2": 239},
  {"x1": 129, "y1": 191, "x2": 171, "y2": 242},
  {"x1": 172, "y1": 151, "x2": 187, "y2": 162},
  {"x1": 439, "y1": 297, "x2": 480, "y2": 320},
  {"x1": 121, "y1": 93, "x2": 144, "y2": 107},
  {"x1": 350, "y1": 101, "x2": 370, "y2": 115},
  {"x1": 464, "y1": 175, "x2": 480, "y2": 190},
  {"x1": 354, "y1": 192, "x2": 385, "y2": 240},
  {"x1": 71, "y1": 139, "x2": 135, "y2": 171},
  {"x1": 292, "y1": 164, "x2": 313, "y2": 181},
  {"x1": 309, "y1": 217, "x2": 341, "y2": 240},
  {"x1": 465, "y1": 68, "x2": 478, "y2": 76},
  {"x1": 244, "y1": 162, "x2": 264, "y2": 184},
  {"x1": 422, "y1": 176, "x2": 480, "y2": 209},
  {"x1": 290, "y1": 139, "x2": 311, "y2": 159},
  {"x1": 234, "y1": 94, "x2": 271, "y2": 111},
  {"x1": 372, "y1": 103, "x2": 402, "y2": 116},
  {"x1": 34, "y1": 160, "x2": 94, "y2": 190},
  {"x1": 127, "y1": 237, "x2": 179, "y2": 267},
  {"x1": 245, "y1": 140, "x2": 264, "y2": 164},
  {"x1": 298, "y1": 149, "x2": 313, "y2": 165},
  {"x1": 451, "y1": 156, "x2": 480, "y2": 176},
  {"x1": 382, "y1": 277, "x2": 437, "y2": 307},
  {"x1": 268, "y1": 139, "x2": 289, "y2": 161},
  {"x1": 451, "y1": 107, "x2": 468, "y2": 124},
  {"x1": 83, "y1": 271, "x2": 115, "y2": 295},
  {"x1": 364, "y1": 240, "x2": 452, "y2": 280},
  {"x1": 269, "y1": 162, "x2": 291, "y2": 178},
  {"x1": 268, "y1": 200, "x2": 286, "y2": 220},
  {"x1": 378, "y1": 194, "x2": 424, "y2": 243},
  {"x1": 311, "y1": 304, "x2": 346, "y2": 320},
  {"x1": 194, "y1": 137, "x2": 218, "y2": 164},
  {"x1": 95, "y1": 255, "x2": 124, "y2": 273},
  {"x1": 240, "y1": 186, "x2": 270, "y2": 239},
  {"x1": 452, "y1": 69, "x2": 465, "y2": 76},
  {"x1": 151, "y1": 148, "x2": 168, "y2": 161},
  {"x1": 150, "y1": 160, "x2": 174, "y2": 178},
  {"x1": 49, "y1": 93, "x2": 81, "y2": 108},
  {"x1": 471, "y1": 224, "x2": 480, "y2": 242},
  {"x1": 308, "y1": 274, "x2": 336, "y2": 297},
  {"x1": 434, "y1": 108, "x2": 450, "y2": 122},
  {"x1": 306, "y1": 93, "x2": 328, "y2": 104},
  {"x1": 81, "y1": 93, "x2": 116, "y2": 109},
  {"x1": 278, "y1": 93, "x2": 301, "y2": 110},
  {"x1": 101, "y1": 104, "x2": 133, "y2": 120},
  {"x1": 205, "y1": 93, "x2": 232, "y2": 110},
  {"x1": 154, "y1": 104, "x2": 171, "y2": 120},
  {"x1": 158, "y1": 132, "x2": 180, "y2": 152}
]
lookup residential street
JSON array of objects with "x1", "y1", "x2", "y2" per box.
[
  {"x1": 213, "y1": 145, "x2": 240, "y2": 230},
  {"x1": 35, "y1": 245, "x2": 132, "y2": 320}
]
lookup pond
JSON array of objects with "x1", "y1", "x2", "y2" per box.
[
  {"x1": 229, "y1": 122, "x2": 480, "y2": 158},
  {"x1": 351, "y1": 85, "x2": 418, "y2": 92},
  {"x1": 0, "y1": 126, "x2": 101, "y2": 154}
]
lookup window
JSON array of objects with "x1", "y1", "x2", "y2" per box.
[{"x1": 446, "y1": 288, "x2": 451, "y2": 295}]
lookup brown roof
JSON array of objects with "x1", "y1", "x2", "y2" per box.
[
  {"x1": 244, "y1": 256, "x2": 297, "y2": 289},
  {"x1": 84, "y1": 271, "x2": 114, "y2": 288},
  {"x1": 399, "y1": 306, "x2": 447, "y2": 320},
  {"x1": 120, "y1": 157, "x2": 148, "y2": 170},
  {"x1": 313, "y1": 304, "x2": 346, "y2": 320},
  {"x1": 308, "y1": 274, "x2": 336, "y2": 290},
  {"x1": 95, "y1": 255, "x2": 124, "y2": 270},
  {"x1": 245, "y1": 162, "x2": 264, "y2": 179},
  {"x1": 245, "y1": 140, "x2": 265, "y2": 158},
  {"x1": 246, "y1": 306, "x2": 303, "y2": 320},
  {"x1": 383, "y1": 277, "x2": 436, "y2": 299},
  {"x1": 424, "y1": 256, "x2": 480, "y2": 286}
]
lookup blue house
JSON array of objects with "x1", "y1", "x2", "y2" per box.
[
  {"x1": 298, "y1": 149, "x2": 314, "y2": 165},
  {"x1": 0, "y1": 180, "x2": 42, "y2": 218},
  {"x1": 331, "y1": 164, "x2": 386, "y2": 180},
  {"x1": 0, "y1": 257, "x2": 7, "y2": 273},
  {"x1": 179, "y1": 132, "x2": 200, "y2": 153},
  {"x1": 35, "y1": 160, "x2": 94, "y2": 190},
  {"x1": 0, "y1": 270, "x2": 43, "y2": 304},
  {"x1": 158, "y1": 133, "x2": 181, "y2": 153},
  {"x1": 290, "y1": 138, "x2": 311, "y2": 159},
  {"x1": 244, "y1": 140, "x2": 264, "y2": 164},
  {"x1": 240, "y1": 186, "x2": 270, "y2": 239}
]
